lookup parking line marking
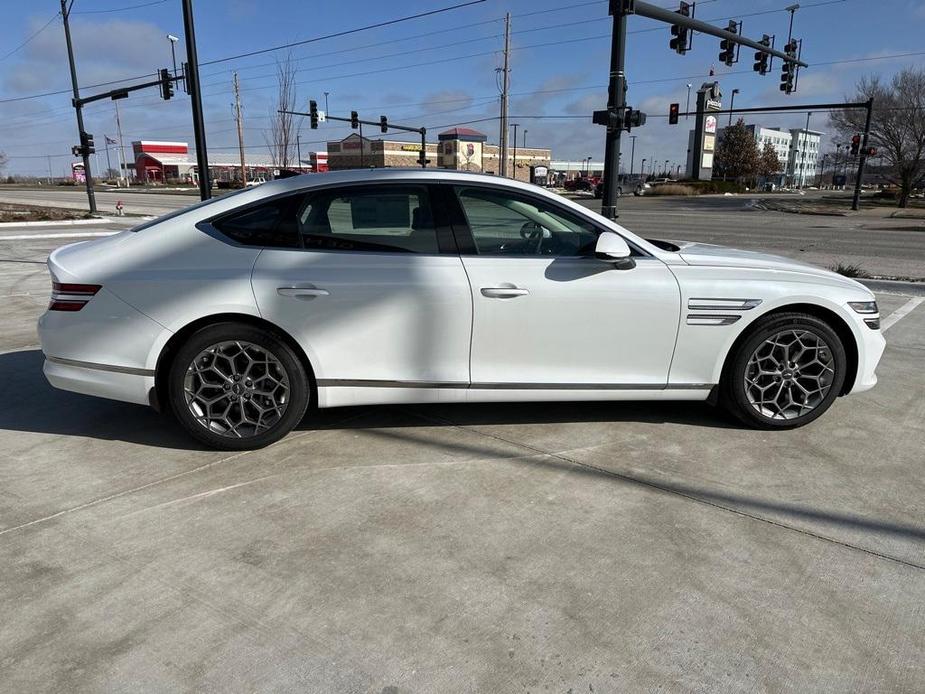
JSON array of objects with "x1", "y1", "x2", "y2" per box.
[
  {"x1": 881, "y1": 297, "x2": 925, "y2": 333},
  {"x1": 0, "y1": 231, "x2": 118, "y2": 241}
]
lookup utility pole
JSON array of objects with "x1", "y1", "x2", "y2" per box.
[
  {"x1": 47, "y1": 156, "x2": 53, "y2": 184},
  {"x1": 511, "y1": 123, "x2": 519, "y2": 180},
  {"x1": 61, "y1": 0, "x2": 97, "y2": 213},
  {"x1": 851, "y1": 97, "x2": 874, "y2": 211},
  {"x1": 182, "y1": 0, "x2": 210, "y2": 200},
  {"x1": 499, "y1": 12, "x2": 511, "y2": 176},
  {"x1": 114, "y1": 100, "x2": 127, "y2": 185},
  {"x1": 233, "y1": 71, "x2": 247, "y2": 185}
]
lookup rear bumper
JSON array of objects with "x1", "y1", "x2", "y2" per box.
[{"x1": 43, "y1": 357, "x2": 153, "y2": 405}]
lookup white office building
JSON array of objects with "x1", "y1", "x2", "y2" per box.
[{"x1": 787, "y1": 128, "x2": 823, "y2": 187}]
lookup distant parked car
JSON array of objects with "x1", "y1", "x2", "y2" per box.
[
  {"x1": 594, "y1": 175, "x2": 650, "y2": 198},
  {"x1": 245, "y1": 177, "x2": 268, "y2": 187}
]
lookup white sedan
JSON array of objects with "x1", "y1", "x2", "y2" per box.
[{"x1": 38, "y1": 169, "x2": 885, "y2": 449}]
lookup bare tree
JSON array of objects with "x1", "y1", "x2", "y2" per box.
[
  {"x1": 758, "y1": 142, "x2": 783, "y2": 180},
  {"x1": 830, "y1": 68, "x2": 925, "y2": 208},
  {"x1": 0, "y1": 150, "x2": 8, "y2": 174},
  {"x1": 264, "y1": 53, "x2": 298, "y2": 169},
  {"x1": 714, "y1": 119, "x2": 760, "y2": 181}
]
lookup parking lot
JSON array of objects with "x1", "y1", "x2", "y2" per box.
[{"x1": 1, "y1": 220, "x2": 924, "y2": 692}]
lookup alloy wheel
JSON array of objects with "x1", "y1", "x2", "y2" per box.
[
  {"x1": 183, "y1": 340, "x2": 290, "y2": 438},
  {"x1": 743, "y1": 329, "x2": 836, "y2": 420}
]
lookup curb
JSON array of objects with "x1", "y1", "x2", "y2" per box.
[
  {"x1": 0, "y1": 217, "x2": 119, "y2": 228},
  {"x1": 860, "y1": 278, "x2": 925, "y2": 297}
]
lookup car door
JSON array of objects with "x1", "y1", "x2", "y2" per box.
[
  {"x1": 241, "y1": 183, "x2": 472, "y2": 388},
  {"x1": 448, "y1": 184, "x2": 681, "y2": 388}
]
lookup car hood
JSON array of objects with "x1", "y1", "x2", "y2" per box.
[{"x1": 659, "y1": 239, "x2": 871, "y2": 292}]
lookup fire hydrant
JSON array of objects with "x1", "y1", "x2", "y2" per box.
[{"x1": 115, "y1": 200, "x2": 124, "y2": 216}]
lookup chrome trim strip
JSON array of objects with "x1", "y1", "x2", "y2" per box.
[
  {"x1": 686, "y1": 314, "x2": 742, "y2": 326},
  {"x1": 318, "y1": 379, "x2": 713, "y2": 391},
  {"x1": 688, "y1": 298, "x2": 762, "y2": 311},
  {"x1": 46, "y1": 355, "x2": 155, "y2": 377}
]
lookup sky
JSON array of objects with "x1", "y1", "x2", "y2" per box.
[{"x1": 1, "y1": 0, "x2": 924, "y2": 177}]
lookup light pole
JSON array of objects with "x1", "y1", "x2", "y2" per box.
[
  {"x1": 728, "y1": 88, "x2": 739, "y2": 126},
  {"x1": 629, "y1": 135, "x2": 637, "y2": 176},
  {"x1": 167, "y1": 34, "x2": 179, "y2": 76},
  {"x1": 786, "y1": 4, "x2": 800, "y2": 42},
  {"x1": 664, "y1": 159, "x2": 670, "y2": 178},
  {"x1": 641, "y1": 158, "x2": 647, "y2": 177},
  {"x1": 324, "y1": 91, "x2": 329, "y2": 114},
  {"x1": 686, "y1": 83, "x2": 692, "y2": 120},
  {"x1": 800, "y1": 111, "x2": 812, "y2": 188},
  {"x1": 523, "y1": 129, "x2": 527, "y2": 148}
]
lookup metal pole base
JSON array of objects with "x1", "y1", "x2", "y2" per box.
[{"x1": 601, "y1": 205, "x2": 619, "y2": 220}]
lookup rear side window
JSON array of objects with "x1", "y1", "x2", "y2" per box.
[
  {"x1": 298, "y1": 185, "x2": 439, "y2": 254},
  {"x1": 213, "y1": 196, "x2": 300, "y2": 248}
]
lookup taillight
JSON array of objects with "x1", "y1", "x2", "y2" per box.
[{"x1": 49, "y1": 282, "x2": 101, "y2": 311}]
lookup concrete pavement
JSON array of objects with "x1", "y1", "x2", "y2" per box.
[{"x1": 1, "y1": 231, "x2": 924, "y2": 691}]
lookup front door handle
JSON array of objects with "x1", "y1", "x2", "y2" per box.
[
  {"x1": 481, "y1": 287, "x2": 529, "y2": 299},
  {"x1": 277, "y1": 286, "x2": 330, "y2": 299}
]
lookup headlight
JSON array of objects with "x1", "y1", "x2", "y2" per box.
[{"x1": 848, "y1": 301, "x2": 878, "y2": 314}]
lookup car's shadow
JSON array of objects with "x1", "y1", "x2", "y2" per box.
[{"x1": 0, "y1": 349, "x2": 741, "y2": 450}]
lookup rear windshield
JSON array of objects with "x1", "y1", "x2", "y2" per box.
[{"x1": 130, "y1": 188, "x2": 252, "y2": 232}]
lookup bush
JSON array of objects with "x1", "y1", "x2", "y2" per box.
[
  {"x1": 686, "y1": 180, "x2": 747, "y2": 194},
  {"x1": 830, "y1": 262, "x2": 871, "y2": 279},
  {"x1": 648, "y1": 184, "x2": 696, "y2": 196}
]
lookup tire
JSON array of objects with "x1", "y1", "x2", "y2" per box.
[
  {"x1": 720, "y1": 312, "x2": 847, "y2": 429},
  {"x1": 167, "y1": 322, "x2": 310, "y2": 450}
]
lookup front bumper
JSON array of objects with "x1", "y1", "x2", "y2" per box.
[{"x1": 850, "y1": 321, "x2": 886, "y2": 394}]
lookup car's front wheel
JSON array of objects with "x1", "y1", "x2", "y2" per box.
[
  {"x1": 721, "y1": 312, "x2": 847, "y2": 429},
  {"x1": 167, "y1": 322, "x2": 309, "y2": 449}
]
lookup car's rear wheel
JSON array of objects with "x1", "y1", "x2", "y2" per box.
[
  {"x1": 167, "y1": 323, "x2": 309, "y2": 450},
  {"x1": 721, "y1": 312, "x2": 847, "y2": 429}
]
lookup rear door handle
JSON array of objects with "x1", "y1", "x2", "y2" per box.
[
  {"x1": 277, "y1": 286, "x2": 330, "y2": 299},
  {"x1": 481, "y1": 287, "x2": 529, "y2": 299}
]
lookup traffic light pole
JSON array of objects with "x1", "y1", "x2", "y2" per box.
[
  {"x1": 61, "y1": 0, "x2": 97, "y2": 214},
  {"x1": 183, "y1": 0, "x2": 211, "y2": 201},
  {"x1": 601, "y1": 2, "x2": 627, "y2": 220},
  {"x1": 851, "y1": 98, "x2": 874, "y2": 212}
]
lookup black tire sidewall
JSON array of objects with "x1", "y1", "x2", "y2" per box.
[
  {"x1": 167, "y1": 322, "x2": 309, "y2": 450},
  {"x1": 724, "y1": 313, "x2": 847, "y2": 429}
]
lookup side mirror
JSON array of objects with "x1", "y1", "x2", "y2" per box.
[{"x1": 595, "y1": 231, "x2": 635, "y2": 269}]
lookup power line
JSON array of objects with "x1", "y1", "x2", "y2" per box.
[
  {"x1": 72, "y1": 0, "x2": 168, "y2": 14},
  {"x1": 0, "y1": 12, "x2": 60, "y2": 62},
  {"x1": 200, "y1": 0, "x2": 487, "y2": 66}
]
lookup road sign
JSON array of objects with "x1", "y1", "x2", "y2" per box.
[{"x1": 318, "y1": 110, "x2": 326, "y2": 123}]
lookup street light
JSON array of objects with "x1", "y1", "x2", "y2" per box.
[
  {"x1": 641, "y1": 158, "x2": 647, "y2": 177},
  {"x1": 728, "y1": 88, "x2": 740, "y2": 126},
  {"x1": 629, "y1": 134, "x2": 637, "y2": 176},
  {"x1": 664, "y1": 159, "x2": 670, "y2": 177},
  {"x1": 523, "y1": 129, "x2": 527, "y2": 148},
  {"x1": 323, "y1": 91, "x2": 330, "y2": 114},
  {"x1": 166, "y1": 34, "x2": 179, "y2": 76},
  {"x1": 686, "y1": 84, "x2": 692, "y2": 120}
]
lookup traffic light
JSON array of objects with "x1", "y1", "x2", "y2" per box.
[
  {"x1": 624, "y1": 108, "x2": 647, "y2": 131},
  {"x1": 718, "y1": 21, "x2": 738, "y2": 66},
  {"x1": 668, "y1": 102, "x2": 680, "y2": 125},
  {"x1": 850, "y1": 134, "x2": 861, "y2": 156},
  {"x1": 309, "y1": 100, "x2": 319, "y2": 129},
  {"x1": 350, "y1": 111, "x2": 359, "y2": 129},
  {"x1": 779, "y1": 40, "x2": 798, "y2": 93},
  {"x1": 380, "y1": 115, "x2": 388, "y2": 133},
  {"x1": 753, "y1": 34, "x2": 771, "y2": 75},
  {"x1": 80, "y1": 131, "x2": 95, "y2": 155},
  {"x1": 159, "y1": 68, "x2": 173, "y2": 101},
  {"x1": 668, "y1": 1, "x2": 691, "y2": 55}
]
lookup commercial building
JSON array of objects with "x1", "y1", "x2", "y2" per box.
[
  {"x1": 707, "y1": 124, "x2": 824, "y2": 186},
  {"x1": 131, "y1": 140, "x2": 325, "y2": 184},
  {"x1": 326, "y1": 128, "x2": 551, "y2": 183}
]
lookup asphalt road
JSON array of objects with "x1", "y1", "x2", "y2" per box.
[
  {"x1": 3, "y1": 184, "x2": 924, "y2": 279},
  {"x1": 1, "y1": 225, "x2": 924, "y2": 691}
]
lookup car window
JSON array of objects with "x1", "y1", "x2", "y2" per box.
[
  {"x1": 298, "y1": 185, "x2": 439, "y2": 254},
  {"x1": 455, "y1": 186, "x2": 601, "y2": 257},
  {"x1": 212, "y1": 195, "x2": 300, "y2": 248}
]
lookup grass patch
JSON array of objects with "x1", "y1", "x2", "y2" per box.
[
  {"x1": 648, "y1": 184, "x2": 697, "y2": 196},
  {"x1": 0, "y1": 203, "x2": 92, "y2": 223},
  {"x1": 830, "y1": 262, "x2": 872, "y2": 279}
]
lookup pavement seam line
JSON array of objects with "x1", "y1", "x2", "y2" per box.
[
  {"x1": 881, "y1": 296, "x2": 925, "y2": 332},
  {"x1": 405, "y1": 410, "x2": 925, "y2": 573},
  {"x1": 0, "y1": 412, "x2": 369, "y2": 539}
]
